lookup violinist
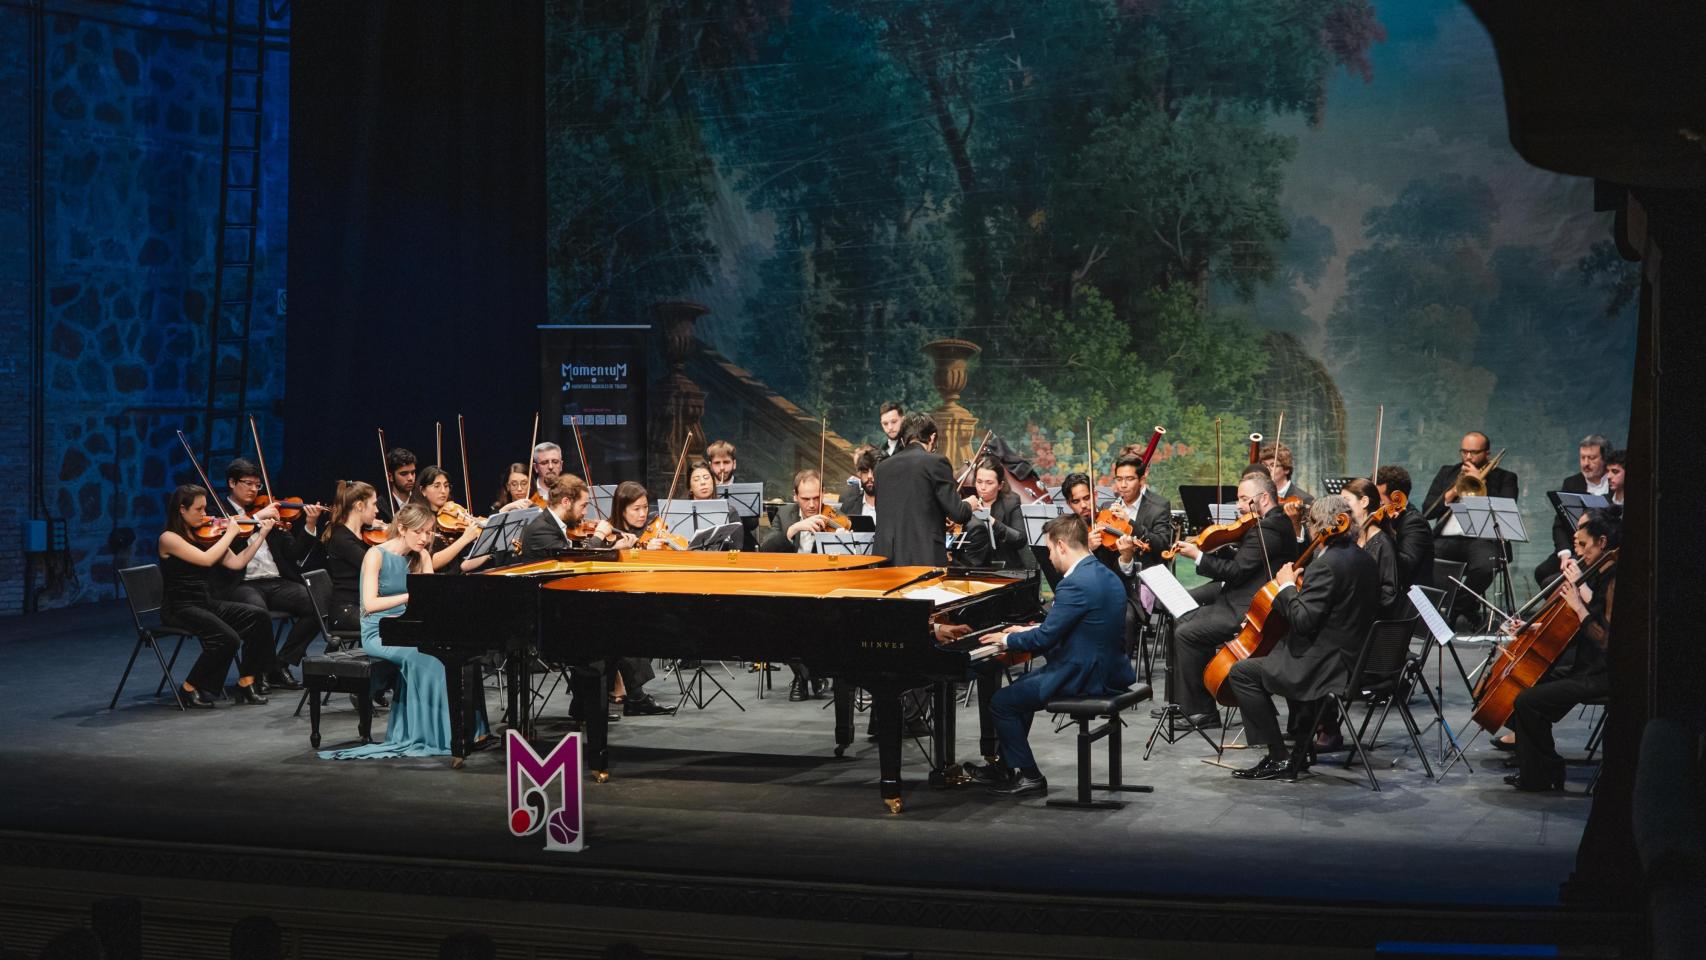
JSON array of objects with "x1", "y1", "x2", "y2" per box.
[
  {"x1": 686, "y1": 460, "x2": 741, "y2": 527},
  {"x1": 156, "y1": 484, "x2": 279, "y2": 707},
  {"x1": 581, "y1": 480, "x2": 645, "y2": 550},
  {"x1": 1165, "y1": 473, "x2": 1299, "y2": 732},
  {"x1": 410, "y1": 466, "x2": 486, "y2": 571},
  {"x1": 1376, "y1": 465, "x2": 1435, "y2": 595},
  {"x1": 384, "y1": 448, "x2": 418, "y2": 519},
  {"x1": 520, "y1": 474, "x2": 592, "y2": 561},
  {"x1": 841, "y1": 446, "x2": 883, "y2": 524},
  {"x1": 1422, "y1": 432, "x2": 1518, "y2": 625},
  {"x1": 223, "y1": 458, "x2": 324, "y2": 692},
  {"x1": 492, "y1": 462, "x2": 532, "y2": 514},
  {"x1": 322, "y1": 480, "x2": 384, "y2": 633},
  {"x1": 871, "y1": 413, "x2": 972, "y2": 567},
  {"x1": 1503, "y1": 509, "x2": 1618, "y2": 792},
  {"x1": 1224, "y1": 495, "x2": 1379, "y2": 781},
  {"x1": 1045, "y1": 473, "x2": 1117, "y2": 591},
  {"x1": 1535, "y1": 435, "x2": 1612, "y2": 588},
  {"x1": 956, "y1": 457, "x2": 1030, "y2": 572},
  {"x1": 1342, "y1": 478, "x2": 1400, "y2": 618},
  {"x1": 760, "y1": 469, "x2": 834, "y2": 553},
  {"x1": 531, "y1": 442, "x2": 566, "y2": 507},
  {"x1": 1105, "y1": 453, "x2": 1173, "y2": 577},
  {"x1": 1261, "y1": 442, "x2": 1313, "y2": 539}
]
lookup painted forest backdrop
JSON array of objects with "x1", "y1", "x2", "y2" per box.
[{"x1": 544, "y1": 0, "x2": 1639, "y2": 575}]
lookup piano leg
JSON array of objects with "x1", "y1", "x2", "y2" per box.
[
  {"x1": 444, "y1": 655, "x2": 469, "y2": 768},
  {"x1": 505, "y1": 651, "x2": 534, "y2": 741},
  {"x1": 832, "y1": 683, "x2": 854, "y2": 758},
  {"x1": 572, "y1": 662, "x2": 611, "y2": 782},
  {"x1": 975, "y1": 663, "x2": 1001, "y2": 764},
  {"x1": 870, "y1": 684, "x2": 905, "y2": 813},
  {"x1": 928, "y1": 680, "x2": 968, "y2": 787}
]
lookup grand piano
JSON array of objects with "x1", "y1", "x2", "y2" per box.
[{"x1": 382, "y1": 552, "x2": 1039, "y2": 811}]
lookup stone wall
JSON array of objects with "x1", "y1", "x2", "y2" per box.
[{"x1": 0, "y1": 1, "x2": 288, "y2": 615}]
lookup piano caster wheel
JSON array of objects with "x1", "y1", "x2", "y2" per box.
[
  {"x1": 594, "y1": 770, "x2": 610, "y2": 783},
  {"x1": 310, "y1": 734, "x2": 321, "y2": 750},
  {"x1": 884, "y1": 798, "x2": 903, "y2": 815}
]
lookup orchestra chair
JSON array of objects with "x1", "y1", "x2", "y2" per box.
[
  {"x1": 1300, "y1": 616, "x2": 1426, "y2": 791},
  {"x1": 296, "y1": 569, "x2": 378, "y2": 749},
  {"x1": 1364, "y1": 585, "x2": 1454, "y2": 763},
  {"x1": 1044, "y1": 683, "x2": 1155, "y2": 810},
  {"x1": 112, "y1": 564, "x2": 204, "y2": 711}
]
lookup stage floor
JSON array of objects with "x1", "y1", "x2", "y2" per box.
[{"x1": 0, "y1": 600, "x2": 1600, "y2": 915}]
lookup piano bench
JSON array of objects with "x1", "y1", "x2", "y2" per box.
[
  {"x1": 301, "y1": 651, "x2": 381, "y2": 750},
  {"x1": 1045, "y1": 684, "x2": 1155, "y2": 810}
]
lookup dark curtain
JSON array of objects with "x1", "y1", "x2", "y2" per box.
[{"x1": 286, "y1": 1, "x2": 545, "y2": 508}]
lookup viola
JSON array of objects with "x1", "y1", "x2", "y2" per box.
[
  {"x1": 1469, "y1": 548, "x2": 1617, "y2": 733},
  {"x1": 1162, "y1": 510, "x2": 1258, "y2": 561},
  {"x1": 1202, "y1": 510, "x2": 1352, "y2": 707},
  {"x1": 191, "y1": 516, "x2": 260, "y2": 543},
  {"x1": 1365, "y1": 489, "x2": 1407, "y2": 531}
]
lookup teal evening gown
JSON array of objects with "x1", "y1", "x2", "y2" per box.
[{"x1": 320, "y1": 547, "x2": 481, "y2": 759}]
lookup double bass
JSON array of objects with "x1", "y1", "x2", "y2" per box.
[
  {"x1": 1468, "y1": 548, "x2": 1617, "y2": 734},
  {"x1": 1201, "y1": 509, "x2": 1352, "y2": 707}
]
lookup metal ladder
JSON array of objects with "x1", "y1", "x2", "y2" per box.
[{"x1": 201, "y1": 0, "x2": 269, "y2": 466}]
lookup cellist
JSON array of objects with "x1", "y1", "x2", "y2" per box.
[
  {"x1": 1164, "y1": 473, "x2": 1298, "y2": 733},
  {"x1": 1224, "y1": 495, "x2": 1379, "y2": 781},
  {"x1": 1502, "y1": 509, "x2": 1618, "y2": 792}
]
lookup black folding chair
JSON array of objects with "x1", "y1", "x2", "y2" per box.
[
  {"x1": 112, "y1": 565, "x2": 202, "y2": 711},
  {"x1": 1302, "y1": 617, "x2": 1427, "y2": 791}
]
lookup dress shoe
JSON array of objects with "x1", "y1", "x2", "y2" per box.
[
  {"x1": 624, "y1": 697, "x2": 675, "y2": 717},
  {"x1": 1171, "y1": 713, "x2": 1221, "y2": 733},
  {"x1": 987, "y1": 773, "x2": 1048, "y2": 799},
  {"x1": 267, "y1": 666, "x2": 303, "y2": 690},
  {"x1": 256, "y1": 677, "x2": 271, "y2": 696},
  {"x1": 811, "y1": 678, "x2": 832, "y2": 698},
  {"x1": 1491, "y1": 736, "x2": 1517, "y2": 752},
  {"x1": 1503, "y1": 770, "x2": 1565, "y2": 792},
  {"x1": 567, "y1": 704, "x2": 620, "y2": 723},
  {"x1": 788, "y1": 679, "x2": 808, "y2": 702},
  {"x1": 1232, "y1": 755, "x2": 1294, "y2": 781},
  {"x1": 962, "y1": 761, "x2": 1012, "y2": 785},
  {"x1": 175, "y1": 686, "x2": 216, "y2": 709},
  {"x1": 233, "y1": 684, "x2": 269, "y2": 706}
]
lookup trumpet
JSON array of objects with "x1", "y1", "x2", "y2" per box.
[{"x1": 1451, "y1": 448, "x2": 1506, "y2": 498}]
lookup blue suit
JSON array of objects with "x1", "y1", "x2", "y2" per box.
[{"x1": 992, "y1": 554, "x2": 1136, "y2": 773}]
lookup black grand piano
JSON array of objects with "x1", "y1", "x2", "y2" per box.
[{"x1": 382, "y1": 555, "x2": 1039, "y2": 811}]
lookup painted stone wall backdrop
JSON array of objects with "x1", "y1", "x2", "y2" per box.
[
  {"x1": 0, "y1": 1, "x2": 288, "y2": 614},
  {"x1": 0, "y1": 9, "x2": 30, "y2": 617}
]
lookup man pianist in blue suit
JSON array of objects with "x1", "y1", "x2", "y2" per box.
[{"x1": 968, "y1": 513, "x2": 1136, "y2": 798}]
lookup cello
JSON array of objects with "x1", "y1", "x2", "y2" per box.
[
  {"x1": 1202, "y1": 509, "x2": 1352, "y2": 707},
  {"x1": 1468, "y1": 548, "x2": 1617, "y2": 734}
]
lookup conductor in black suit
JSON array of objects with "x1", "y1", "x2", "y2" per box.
[
  {"x1": 1533, "y1": 435, "x2": 1611, "y2": 587},
  {"x1": 519, "y1": 474, "x2": 591, "y2": 561},
  {"x1": 1225, "y1": 494, "x2": 1379, "y2": 780},
  {"x1": 872, "y1": 413, "x2": 973, "y2": 567},
  {"x1": 1420, "y1": 431, "x2": 1518, "y2": 622},
  {"x1": 1165, "y1": 472, "x2": 1299, "y2": 730},
  {"x1": 1376, "y1": 465, "x2": 1435, "y2": 594}
]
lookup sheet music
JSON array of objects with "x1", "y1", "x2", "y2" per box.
[
  {"x1": 1408, "y1": 584, "x2": 1453, "y2": 646},
  {"x1": 1138, "y1": 565, "x2": 1198, "y2": 618},
  {"x1": 899, "y1": 586, "x2": 971, "y2": 606},
  {"x1": 1208, "y1": 503, "x2": 1240, "y2": 524}
]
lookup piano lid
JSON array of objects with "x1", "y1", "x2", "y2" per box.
[
  {"x1": 492, "y1": 549, "x2": 886, "y2": 577},
  {"x1": 540, "y1": 566, "x2": 1010, "y2": 605}
]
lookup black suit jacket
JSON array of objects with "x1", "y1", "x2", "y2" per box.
[
  {"x1": 872, "y1": 445, "x2": 973, "y2": 567},
  {"x1": 759, "y1": 502, "x2": 809, "y2": 553},
  {"x1": 1264, "y1": 540, "x2": 1380, "y2": 701},
  {"x1": 1421, "y1": 463, "x2": 1519, "y2": 530},
  {"x1": 1391, "y1": 505, "x2": 1436, "y2": 592},
  {"x1": 519, "y1": 511, "x2": 571, "y2": 562},
  {"x1": 221, "y1": 512, "x2": 320, "y2": 593},
  {"x1": 1195, "y1": 508, "x2": 1299, "y2": 615},
  {"x1": 1550, "y1": 473, "x2": 1590, "y2": 553},
  {"x1": 1121, "y1": 491, "x2": 1174, "y2": 569}
]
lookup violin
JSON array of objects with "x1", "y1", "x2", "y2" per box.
[
  {"x1": 191, "y1": 516, "x2": 260, "y2": 544},
  {"x1": 1162, "y1": 510, "x2": 1258, "y2": 561},
  {"x1": 819, "y1": 502, "x2": 853, "y2": 532},
  {"x1": 360, "y1": 524, "x2": 388, "y2": 546},
  {"x1": 1469, "y1": 548, "x2": 1617, "y2": 734},
  {"x1": 249, "y1": 495, "x2": 319, "y2": 531},
  {"x1": 1091, "y1": 503, "x2": 1145, "y2": 552},
  {"x1": 436, "y1": 501, "x2": 477, "y2": 536},
  {"x1": 1365, "y1": 489, "x2": 1407, "y2": 531},
  {"x1": 1202, "y1": 510, "x2": 1353, "y2": 707},
  {"x1": 637, "y1": 516, "x2": 689, "y2": 551}
]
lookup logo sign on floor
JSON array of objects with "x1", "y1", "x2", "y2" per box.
[{"x1": 506, "y1": 729, "x2": 584, "y2": 852}]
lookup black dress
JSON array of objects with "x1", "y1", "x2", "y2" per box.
[
  {"x1": 323, "y1": 525, "x2": 368, "y2": 632},
  {"x1": 158, "y1": 550, "x2": 276, "y2": 691}
]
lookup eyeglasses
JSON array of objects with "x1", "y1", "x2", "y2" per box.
[{"x1": 233, "y1": 478, "x2": 262, "y2": 488}]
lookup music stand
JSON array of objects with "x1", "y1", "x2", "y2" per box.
[
  {"x1": 1321, "y1": 477, "x2": 1353, "y2": 496},
  {"x1": 1549, "y1": 491, "x2": 1608, "y2": 531},
  {"x1": 1095, "y1": 485, "x2": 1118, "y2": 511},
  {"x1": 1450, "y1": 496, "x2": 1527, "y2": 626},
  {"x1": 715, "y1": 482, "x2": 764, "y2": 520},
  {"x1": 658, "y1": 498, "x2": 732, "y2": 536},
  {"x1": 817, "y1": 531, "x2": 875, "y2": 555},
  {"x1": 847, "y1": 513, "x2": 875, "y2": 533},
  {"x1": 1177, "y1": 485, "x2": 1237, "y2": 536},
  {"x1": 590, "y1": 484, "x2": 620, "y2": 523},
  {"x1": 688, "y1": 522, "x2": 743, "y2": 552},
  {"x1": 1138, "y1": 564, "x2": 1223, "y2": 758},
  {"x1": 1021, "y1": 502, "x2": 1067, "y2": 546},
  {"x1": 467, "y1": 507, "x2": 541, "y2": 560}
]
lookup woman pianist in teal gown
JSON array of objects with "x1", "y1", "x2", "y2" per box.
[{"x1": 320, "y1": 503, "x2": 484, "y2": 759}]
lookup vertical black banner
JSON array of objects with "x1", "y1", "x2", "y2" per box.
[{"x1": 539, "y1": 325, "x2": 649, "y2": 484}]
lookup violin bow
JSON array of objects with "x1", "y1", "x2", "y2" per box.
[
  {"x1": 526, "y1": 411, "x2": 540, "y2": 496},
  {"x1": 818, "y1": 415, "x2": 827, "y2": 482},
  {"x1": 457, "y1": 414, "x2": 472, "y2": 510},
  {"x1": 246, "y1": 416, "x2": 275, "y2": 508},
  {"x1": 661, "y1": 427, "x2": 694, "y2": 518},
  {"x1": 435, "y1": 421, "x2": 444, "y2": 471},
  {"x1": 377, "y1": 427, "x2": 392, "y2": 520},
  {"x1": 569, "y1": 415, "x2": 602, "y2": 521},
  {"x1": 1085, "y1": 417, "x2": 1092, "y2": 482},
  {"x1": 1214, "y1": 417, "x2": 1224, "y2": 505},
  {"x1": 177, "y1": 429, "x2": 232, "y2": 519},
  {"x1": 955, "y1": 429, "x2": 995, "y2": 487},
  {"x1": 1370, "y1": 404, "x2": 1384, "y2": 482}
]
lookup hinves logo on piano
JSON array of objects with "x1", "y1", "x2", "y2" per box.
[{"x1": 506, "y1": 729, "x2": 584, "y2": 852}]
